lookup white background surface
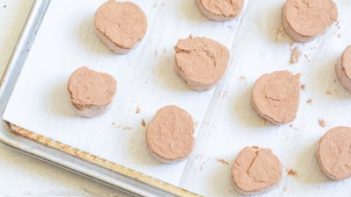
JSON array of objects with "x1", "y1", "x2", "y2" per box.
[{"x1": 0, "y1": 0, "x2": 128, "y2": 196}]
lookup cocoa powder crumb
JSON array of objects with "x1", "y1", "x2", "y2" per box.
[
  {"x1": 307, "y1": 99, "x2": 313, "y2": 104},
  {"x1": 135, "y1": 107, "x2": 141, "y2": 114},
  {"x1": 141, "y1": 119, "x2": 146, "y2": 127},
  {"x1": 217, "y1": 158, "x2": 229, "y2": 165},
  {"x1": 318, "y1": 119, "x2": 326, "y2": 128},
  {"x1": 287, "y1": 169, "x2": 298, "y2": 177},
  {"x1": 290, "y1": 47, "x2": 301, "y2": 64}
]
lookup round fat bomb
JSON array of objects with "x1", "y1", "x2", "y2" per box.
[
  {"x1": 282, "y1": 0, "x2": 337, "y2": 42},
  {"x1": 231, "y1": 146, "x2": 282, "y2": 195},
  {"x1": 317, "y1": 126, "x2": 351, "y2": 180},
  {"x1": 336, "y1": 46, "x2": 351, "y2": 92},
  {"x1": 252, "y1": 71, "x2": 300, "y2": 125},
  {"x1": 146, "y1": 105, "x2": 194, "y2": 163},
  {"x1": 174, "y1": 36, "x2": 229, "y2": 91},
  {"x1": 196, "y1": 0, "x2": 244, "y2": 21},
  {"x1": 94, "y1": 0, "x2": 147, "y2": 54},
  {"x1": 67, "y1": 66, "x2": 116, "y2": 118}
]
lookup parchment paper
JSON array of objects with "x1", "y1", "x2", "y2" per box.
[{"x1": 4, "y1": 0, "x2": 351, "y2": 196}]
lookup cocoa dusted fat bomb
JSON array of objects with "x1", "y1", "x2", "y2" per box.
[
  {"x1": 146, "y1": 105, "x2": 194, "y2": 163},
  {"x1": 282, "y1": 0, "x2": 337, "y2": 42},
  {"x1": 317, "y1": 126, "x2": 351, "y2": 180},
  {"x1": 94, "y1": 0, "x2": 147, "y2": 53},
  {"x1": 174, "y1": 36, "x2": 229, "y2": 91},
  {"x1": 67, "y1": 67, "x2": 116, "y2": 118},
  {"x1": 336, "y1": 46, "x2": 351, "y2": 92},
  {"x1": 231, "y1": 146, "x2": 282, "y2": 195},
  {"x1": 196, "y1": 0, "x2": 244, "y2": 21},
  {"x1": 252, "y1": 71, "x2": 300, "y2": 125}
]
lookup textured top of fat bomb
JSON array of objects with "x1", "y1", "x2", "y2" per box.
[
  {"x1": 252, "y1": 71, "x2": 300, "y2": 124},
  {"x1": 94, "y1": 0, "x2": 147, "y2": 49},
  {"x1": 146, "y1": 105, "x2": 194, "y2": 161},
  {"x1": 341, "y1": 46, "x2": 351, "y2": 79},
  {"x1": 232, "y1": 146, "x2": 282, "y2": 194},
  {"x1": 283, "y1": 0, "x2": 337, "y2": 37},
  {"x1": 199, "y1": 0, "x2": 244, "y2": 18},
  {"x1": 68, "y1": 66, "x2": 116, "y2": 108},
  {"x1": 318, "y1": 126, "x2": 351, "y2": 180},
  {"x1": 175, "y1": 36, "x2": 229, "y2": 88}
]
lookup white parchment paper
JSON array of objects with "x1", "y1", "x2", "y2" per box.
[{"x1": 4, "y1": 0, "x2": 351, "y2": 196}]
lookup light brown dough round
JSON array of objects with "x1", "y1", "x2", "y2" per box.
[
  {"x1": 67, "y1": 66, "x2": 116, "y2": 118},
  {"x1": 252, "y1": 71, "x2": 300, "y2": 125},
  {"x1": 336, "y1": 46, "x2": 351, "y2": 92},
  {"x1": 94, "y1": 0, "x2": 147, "y2": 53},
  {"x1": 174, "y1": 36, "x2": 229, "y2": 91},
  {"x1": 231, "y1": 146, "x2": 282, "y2": 195},
  {"x1": 146, "y1": 105, "x2": 194, "y2": 163},
  {"x1": 282, "y1": 0, "x2": 337, "y2": 42},
  {"x1": 317, "y1": 126, "x2": 351, "y2": 180},
  {"x1": 196, "y1": 0, "x2": 244, "y2": 21}
]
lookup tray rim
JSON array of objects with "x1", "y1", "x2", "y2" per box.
[{"x1": 0, "y1": 1, "x2": 200, "y2": 196}]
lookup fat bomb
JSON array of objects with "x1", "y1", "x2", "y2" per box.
[
  {"x1": 282, "y1": 0, "x2": 337, "y2": 42},
  {"x1": 174, "y1": 36, "x2": 229, "y2": 91},
  {"x1": 231, "y1": 146, "x2": 282, "y2": 195},
  {"x1": 252, "y1": 71, "x2": 300, "y2": 125},
  {"x1": 94, "y1": 0, "x2": 147, "y2": 53},
  {"x1": 317, "y1": 126, "x2": 351, "y2": 180},
  {"x1": 336, "y1": 46, "x2": 351, "y2": 92},
  {"x1": 67, "y1": 67, "x2": 116, "y2": 117},
  {"x1": 146, "y1": 105, "x2": 194, "y2": 163},
  {"x1": 196, "y1": 0, "x2": 244, "y2": 21}
]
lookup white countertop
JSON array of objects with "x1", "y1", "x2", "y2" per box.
[{"x1": 0, "y1": 1, "x2": 129, "y2": 196}]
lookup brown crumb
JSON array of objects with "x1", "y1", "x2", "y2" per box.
[
  {"x1": 217, "y1": 158, "x2": 229, "y2": 165},
  {"x1": 333, "y1": 79, "x2": 337, "y2": 83},
  {"x1": 300, "y1": 84, "x2": 305, "y2": 91},
  {"x1": 135, "y1": 107, "x2": 141, "y2": 114},
  {"x1": 287, "y1": 169, "x2": 298, "y2": 177},
  {"x1": 306, "y1": 99, "x2": 313, "y2": 104},
  {"x1": 326, "y1": 90, "x2": 332, "y2": 95},
  {"x1": 275, "y1": 26, "x2": 285, "y2": 41},
  {"x1": 318, "y1": 119, "x2": 326, "y2": 128},
  {"x1": 141, "y1": 119, "x2": 146, "y2": 127},
  {"x1": 290, "y1": 47, "x2": 301, "y2": 64}
]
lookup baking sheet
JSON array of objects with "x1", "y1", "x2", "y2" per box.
[
  {"x1": 2, "y1": 0, "x2": 247, "y2": 194},
  {"x1": 3, "y1": 0, "x2": 351, "y2": 196}
]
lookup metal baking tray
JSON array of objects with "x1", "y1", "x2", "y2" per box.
[{"x1": 0, "y1": 0, "x2": 198, "y2": 196}]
